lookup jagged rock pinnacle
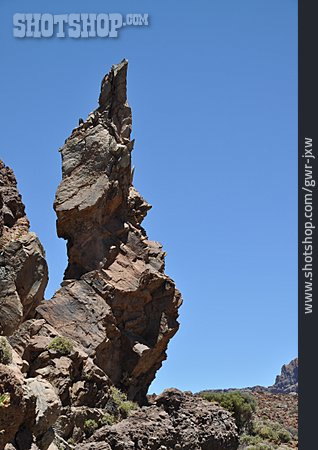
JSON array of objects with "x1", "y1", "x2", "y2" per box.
[{"x1": 38, "y1": 61, "x2": 182, "y2": 403}]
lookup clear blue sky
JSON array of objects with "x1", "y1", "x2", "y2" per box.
[{"x1": 0, "y1": 0, "x2": 297, "y2": 393}]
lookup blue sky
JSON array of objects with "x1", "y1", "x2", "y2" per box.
[{"x1": 0, "y1": 0, "x2": 297, "y2": 393}]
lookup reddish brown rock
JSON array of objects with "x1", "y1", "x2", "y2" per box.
[
  {"x1": 0, "y1": 361, "x2": 60, "y2": 450},
  {"x1": 37, "y1": 60, "x2": 182, "y2": 403},
  {"x1": 0, "y1": 364, "x2": 26, "y2": 449},
  {"x1": 0, "y1": 161, "x2": 48, "y2": 336}
]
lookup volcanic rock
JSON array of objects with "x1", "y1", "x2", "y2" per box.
[
  {"x1": 83, "y1": 389, "x2": 238, "y2": 450},
  {"x1": 0, "y1": 161, "x2": 48, "y2": 336},
  {"x1": 0, "y1": 358, "x2": 61, "y2": 450},
  {"x1": 269, "y1": 358, "x2": 298, "y2": 394},
  {"x1": 0, "y1": 364, "x2": 26, "y2": 449},
  {"x1": 0, "y1": 61, "x2": 240, "y2": 450},
  {"x1": 24, "y1": 377, "x2": 61, "y2": 446},
  {"x1": 37, "y1": 60, "x2": 182, "y2": 403}
]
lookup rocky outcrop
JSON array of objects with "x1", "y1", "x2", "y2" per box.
[
  {"x1": 83, "y1": 389, "x2": 238, "y2": 450},
  {"x1": 0, "y1": 364, "x2": 26, "y2": 449},
  {"x1": 269, "y1": 358, "x2": 298, "y2": 394},
  {"x1": 0, "y1": 161, "x2": 48, "y2": 336},
  {"x1": 0, "y1": 354, "x2": 61, "y2": 450},
  {"x1": 37, "y1": 60, "x2": 182, "y2": 403},
  {"x1": 0, "y1": 161, "x2": 58, "y2": 449}
]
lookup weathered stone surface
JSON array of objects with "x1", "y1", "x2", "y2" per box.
[
  {"x1": 81, "y1": 444, "x2": 112, "y2": 450},
  {"x1": 0, "y1": 364, "x2": 26, "y2": 449},
  {"x1": 0, "y1": 161, "x2": 48, "y2": 336},
  {"x1": 85, "y1": 389, "x2": 238, "y2": 450},
  {"x1": 9, "y1": 319, "x2": 111, "y2": 411},
  {"x1": 37, "y1": 60, "x2": 182, "y2": 403},
  {"x1": 25, "y1": 377, "x2": 61, "y2": 440},
  {"x1": 0, "y1": 360, "x2": 60, "y2": 450}
]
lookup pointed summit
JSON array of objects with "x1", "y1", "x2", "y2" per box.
[{"x1": 98, "y1": 59, "x2": 132, "y2": 142}]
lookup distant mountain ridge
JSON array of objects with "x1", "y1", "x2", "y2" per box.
[
  {"x1": 198, "y1": 359, "x2": 299, "y2": 449},
  {"x1": 199, "y1": 358, "x2": 298, "y2": 395}
]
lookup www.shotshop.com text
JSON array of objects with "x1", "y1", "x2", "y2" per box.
[{"x1": 302, "y1": 137, "x2": 315, "y2": 314}]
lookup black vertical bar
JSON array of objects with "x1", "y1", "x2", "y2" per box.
[{"x1": 299, "y1": 1, "x2": 318, "y2": 449}]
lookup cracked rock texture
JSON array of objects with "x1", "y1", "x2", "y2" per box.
[
  {"x1": 0, "y1": 161, "x2": 48, "y2": 336},
  {"x1": 84, "y1": 389, "x2": 238, "y2": 450},
  {"x1": 37, "y1": 60, "x2": 182, "y2": 404}
]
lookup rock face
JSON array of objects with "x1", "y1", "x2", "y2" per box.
[
  {"x1": 37, "y1": 60, "x2": 182, "y2": 403},
  {"x1": 0, "y1": 364, "x2": 26, "y2": 449},
  {"x1": 0, "y1": 161, "x2": 48, "y2": 336},
  {"x1": 269, "y1": 358, "x2": 298, "y2": 394},
  {"x1": 0, "y1": 164, "x2": 57, "y2": 449},
  {"x1": 0, "y1": 351, "x2": 62, "y2": 450}
]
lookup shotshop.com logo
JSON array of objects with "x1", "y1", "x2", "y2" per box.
[{"x1": 13, "y1": 13, "x2": 149, "y2": 38}]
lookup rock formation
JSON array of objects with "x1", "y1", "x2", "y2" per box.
[
  {"x1": 269, "y1": 358, "x2": 298, "y2": 394},
  {"x1": 0, "y1": 61, "x2": 239, "y2": 450},
  {"x1": 36, "y1": 60, "x2": 182, "y2": 403},
  {"x1": 0, "y1": 163, "x2": 60, "y2": 449},
  {"x1": 83, "y1": 389, "x2": 238, "y2": 450},
  {"x1": 0, "y1": 161, "x2": 48, "y2": 336}
]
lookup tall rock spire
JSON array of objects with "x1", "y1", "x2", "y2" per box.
[{"x1": 38, "y1": 61, "x2": 182, "y2": 402}]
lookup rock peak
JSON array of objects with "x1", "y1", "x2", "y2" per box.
[
  {"x1": 53, "y1": 61, "x2": 137, "y2": 280},
  {"x1": 98, "y1": 59, "x2": 128, "y2": 110},
  {"x1": 98, "y1": 59, "x2": 132, "y2": 143},
  {"x1": 269, "y1": 357, "x2": 298, "y2": 394}
]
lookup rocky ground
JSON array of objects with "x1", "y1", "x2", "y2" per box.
[
  {"x1": 253, "y1": 391, "x2": 298, "y2": 432},
  {"x1": 251, "y1": 391, "x2": 298, "y2": 448}
]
